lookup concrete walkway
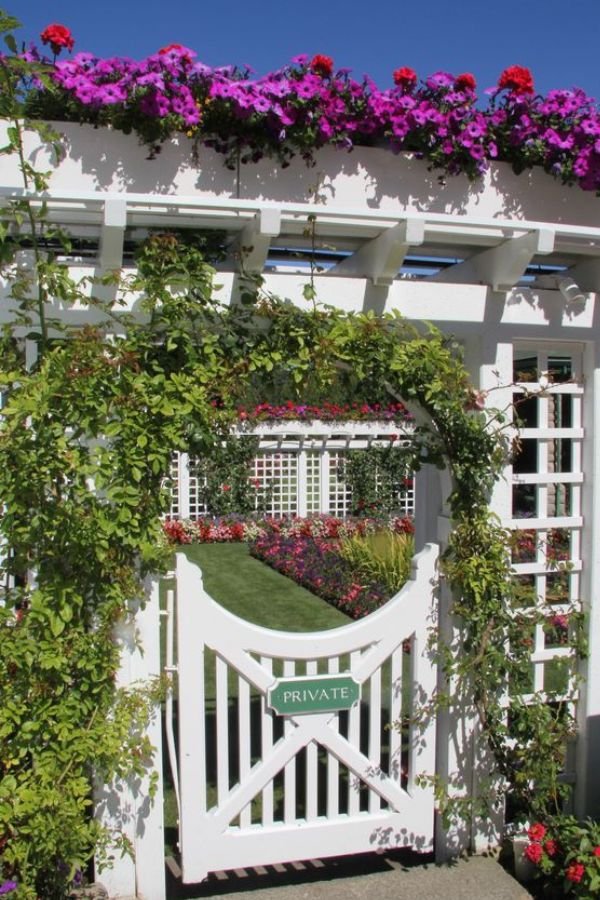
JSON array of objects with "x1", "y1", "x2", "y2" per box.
[{"x1": 166, "y1": 850, "x2": 532, "y2": 900}]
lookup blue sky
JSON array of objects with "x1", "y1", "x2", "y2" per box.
[{"x1": 10, "y1": 0, "x2": 600, "y2": 100}]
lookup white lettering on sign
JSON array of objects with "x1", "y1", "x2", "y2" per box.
[{"x1": 282, "y1": 686, "x2": 352, "y2": 704}]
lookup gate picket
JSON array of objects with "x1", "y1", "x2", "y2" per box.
[{"x1": 174, "y1": 544, "x2": 438, "y2": 884}]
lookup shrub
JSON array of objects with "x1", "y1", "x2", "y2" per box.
[
  {"x1": 521, "y1": 817, "x2": 600, "y2": 898},
  {"x1": 338, "y1": 530, "x2": 414, "y2": 595}
]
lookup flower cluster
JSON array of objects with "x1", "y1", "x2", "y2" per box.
[
  {"x1": 40, "y1": 23, "x2": 74, "y2": 55},
  {"x1": 163, "y1": 515, "x2": 255, "y2": 543},
  {"x1": 249, "y1": 531, "x2": 390, "y2": 618},
  {"x1": 22, "y1": 25, "x2": 600, "y2": 192},
  {"x1": 522, "y1": 818, "x2": 600, "y2": 897},
  {"x1": 163, "y1": 513, "x2": 413, "y2": 545},
  {"x1": 236, "y1": 400, "x2": 412, "y2": 424}
]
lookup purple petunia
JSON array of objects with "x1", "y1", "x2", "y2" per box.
[{"x1": 18, "y1": 43, "x2": 600, "y2": 193}]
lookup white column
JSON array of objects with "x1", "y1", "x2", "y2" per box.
[
  {"x1": 576, "y1": 342, "x2": 600, "y2": 818},
  {"x1": 435, "y1": 337, "x2": 513, "y2": 859},
  {"x1": 179, "y1": 453, "x2": 190, "y2": 519},
  {"x1": 297, "y1": 449, "x2": 308, "y2": 517},
  {"x1": 321, "y1": 450, "x2": 331, "y2": 514},
  {"x1": 95, "y1": 578, "x2": 166, "y2": 900}
]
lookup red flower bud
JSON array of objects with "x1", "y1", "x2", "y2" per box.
[
  {"x1": 498, "y1": 65, "x2": 534, "y2": 95},
  {"x1": 455, "y1": 72, "x2": 476, "y2": 91},
  {"x1": 524, "y1": 842, "x2": 543, "y2": 864},
  {"x1": 565, "y1": 862, "x2": 585, "y2": 883},
  {"x1": 527, "y1": 823, "x2": 547, "y2": 842}
]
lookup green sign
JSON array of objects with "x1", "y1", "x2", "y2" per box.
[{"x1": 268, "y1": 674, "x2": 360, "y2": 716}]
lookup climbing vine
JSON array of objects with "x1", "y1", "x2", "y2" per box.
[
  {"x1": 0, "y1": 17, "x2": 585, "y2": 898},
  {"x1": 339, "y1": 444, "x2": 415, "y2": 517}
]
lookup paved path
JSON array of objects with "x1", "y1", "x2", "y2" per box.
[{"x1": 166, "y1": 850, "x2": 532, "y2": 900}]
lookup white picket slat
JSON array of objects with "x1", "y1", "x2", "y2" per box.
[{"x1": 260, "y1": 656, "x2": 274, "y2": 825}]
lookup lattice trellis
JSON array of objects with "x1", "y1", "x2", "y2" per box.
[
  {"x1": 511, "y1": 345, "x2": 583, "y2": 721},
  {"x1": 168, "y1": 431, "x2": 416, "y2": 521}
]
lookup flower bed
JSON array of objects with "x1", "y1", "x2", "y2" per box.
[
  {"x1": 235, "y1": 401, "x2": 412, "y2": 424},
  {"x1": 249, "y1": 531, "x2": 390, "y2": 619},
  {"x1": 15, "y1": 18, "x2": 600, "y2": 193},
  {"x1": 163, "y1": 513, "x2": 413, "y2": 544},
  {"x1": 163, "y1": 514, "x2": 414, "y2": 618}
]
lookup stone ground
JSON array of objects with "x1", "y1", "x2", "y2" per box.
[{"x1": 165, "y1": 849, "x2": 533, "y2": 900}]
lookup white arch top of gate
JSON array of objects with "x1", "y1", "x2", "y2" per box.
[{"x1": 174, "y1": 543, "x2": 439, "y2": 686}]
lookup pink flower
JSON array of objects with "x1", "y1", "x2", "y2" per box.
[
  {"x1": 524, "y1": 842, "x2": 543, "y2": 864},
  {"x1": 221, "y1": 483, "x2": 231, "y2": 492},
  {"x1": 544, "y1": 839, "x2": 558, "y2": 857},
  {"x1": 527, "y1": 823, "x2": 547, "y2": 842},
  {"x1": 565, "y1": 862, "x2": 585, "y2": 883},
  {"x1": 466, "y1": 389, "x2": 487, "y2": 411},
  {"x1": 593, "y1": 846, "x2": 600, "y2": 857}
]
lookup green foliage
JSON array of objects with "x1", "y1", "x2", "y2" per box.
[
  {"x1": 337, "y1": 530, "x2": 414, "y2": 595},
  {"x1": 192, "y1": 433, "x2": 270, "y2": 516},
  {"x1": 338, "y1": 444, "x2": 415, "y2": 517}
]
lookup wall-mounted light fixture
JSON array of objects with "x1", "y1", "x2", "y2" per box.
[{"x1": 557, "y1": 275, "x2": 586, "y2": 305}]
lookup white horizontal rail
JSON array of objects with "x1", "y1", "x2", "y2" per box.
[{"x1": 3, "y1": 186, "x2": 600, "y2": 248}]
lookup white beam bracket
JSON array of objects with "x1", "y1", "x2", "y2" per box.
[
  {"x1": 565, "y1": 258, "x2": 600, "y2": 293},
  {"x1": 234, "y1": 208, "x2": 281, "y2": 275},
  {"x1": 325, "y1": 219, "x2": 425, "y2": 286},
  {"x1": 430, "y1": 228, "x2": 555, "y2": 291}
]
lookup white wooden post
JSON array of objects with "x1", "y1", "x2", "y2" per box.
[
  {"x1": 320, "y1": 449, "x2": 331, "y2": 514},
  {"x1": 95, "y1": 578, "x2": 166, "y2": 900},
  {"x1": 179, "y1": 452, "x2": 190, "y2": 519},
  {"x1": 435, "y1": 335, "x2": 513, "y2": 859},
  {"x1": 297, "y1": 449, "x2": 308, "y2": 517},
  {"x1": 576, "y1": 344, "x2": 600, "y2": 818},
  {"x1": 470, "y1": 337, "x2": 514, "y2": 851}
]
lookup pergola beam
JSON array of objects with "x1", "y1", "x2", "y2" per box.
[
  {"x1": 325, "y1": 219, "x2": 425, "y2": 286},
  {"x1": 429, "y1": 228, "x2": 555, "y2": 291}
]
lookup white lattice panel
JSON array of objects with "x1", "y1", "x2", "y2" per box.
[
  {"x1": 512, "y1": 345, "x2": 583, "y2": 703},
  {"x1": 253, "y1": 452, "x2": 299, "y2": 517}
]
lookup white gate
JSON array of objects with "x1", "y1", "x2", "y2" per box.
[{"x1": 173, "y1": 544, "x2": 438, "y2": 884}]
